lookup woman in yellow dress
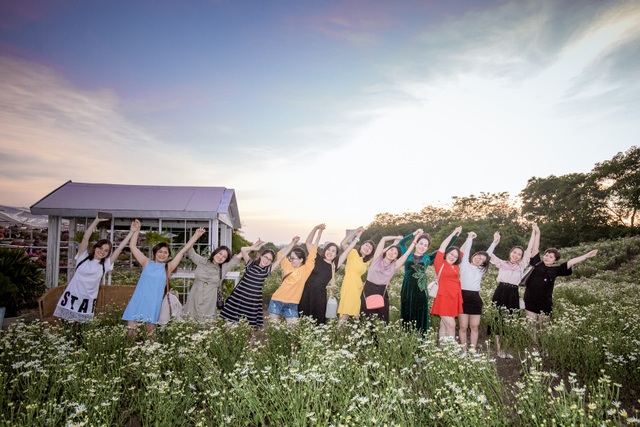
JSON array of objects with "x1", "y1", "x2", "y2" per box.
[{"x1": 337, "y1": 226, "x2": 375, "y2": 323}]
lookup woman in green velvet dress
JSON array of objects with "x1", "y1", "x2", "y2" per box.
[{"x1": 399, "y1": 229, "x2": 457, "y2": 333}]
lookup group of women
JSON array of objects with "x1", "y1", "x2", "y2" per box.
[{"x1": 53, "y1": 217, "x2": 598, "y2": 350}]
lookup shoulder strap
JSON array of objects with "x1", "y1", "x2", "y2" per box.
[
  {"x1": 329, "y1": 263, "x2": 336, "y2": 297},
  {"x1": 164, "y1": 264, "x2": 172, "y2": 317},
  {"x1": 75, "y1": 256, "x2": 89, "y2": 270},
  {"x1": 76, "y1": 256, "x2": 106, "y2": 279}
]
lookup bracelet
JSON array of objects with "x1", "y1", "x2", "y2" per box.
[{"x1": 354, "y1": 237, "x2": 360, "y2": 242}]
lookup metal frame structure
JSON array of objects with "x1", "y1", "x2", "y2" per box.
[{"x1": 30, "y1": 181, "x2": 241, "y2": 289}]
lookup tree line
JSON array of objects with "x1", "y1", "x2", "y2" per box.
[{"x1": 359, "y1": 146, "x2": 640, "y2": 258}]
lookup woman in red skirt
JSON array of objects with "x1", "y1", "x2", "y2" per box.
[{"x1": 430, "y1": 226, "x2": 463, "y2": 341}]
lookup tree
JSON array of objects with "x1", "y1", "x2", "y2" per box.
[
  {"x1": 592, "y1": 145, "x2": 640, "y2": 227},
  {"x1": 232, "y1": 229, "x2": 252, "y2": 255},
  {"x1": 520, "y1": 173, "x2": 611, "y2": 246}
]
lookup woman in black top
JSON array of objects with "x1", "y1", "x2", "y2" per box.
[{"x1": 524, "y1": 223, "x2": 598, "y2": 331}]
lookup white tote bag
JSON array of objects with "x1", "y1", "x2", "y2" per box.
[{"x1": 158, "y1": 290, "x2": 183, "y2": 326}]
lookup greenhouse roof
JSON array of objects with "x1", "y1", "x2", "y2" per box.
[{"x1": 30, "y1": 181, "x2": 241, "y2": 228}]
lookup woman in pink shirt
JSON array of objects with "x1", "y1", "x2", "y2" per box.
[
  {"x1": 488, "y1": 223, "x2": 536, "y2": 358},
  {"x1": 360, "y1": 233, "x2": 418, "y2": 322}
]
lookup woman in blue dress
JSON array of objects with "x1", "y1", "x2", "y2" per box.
[{"x1": 123, "y1": 220, "x2": 205, "y2": 337}]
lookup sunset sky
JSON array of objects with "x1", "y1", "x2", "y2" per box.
[{"x1": 1, "y1": 0, "x2": 638, "y2": 244}]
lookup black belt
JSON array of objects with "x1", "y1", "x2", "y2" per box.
[{"x1": 499, "y1": 282, "x2": 519, "y2": 288}]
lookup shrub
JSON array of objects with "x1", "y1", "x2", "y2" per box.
[{"x1": 0, "y1": 248, "x2": 45, "y2": 316}]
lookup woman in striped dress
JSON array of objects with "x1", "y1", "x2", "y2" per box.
[{"x1": 219, "y1": 238, "x2": 289, "y2": 328}]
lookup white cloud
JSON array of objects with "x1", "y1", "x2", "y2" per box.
[{"x1": 1, "y1": 0, "x2": 638, "y2": 245}]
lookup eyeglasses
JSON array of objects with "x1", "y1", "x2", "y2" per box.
[
  {"x1": 289, "y1": 256, "x2": 300, "y2": 262},
  {"x1": 262, "y1": 255, "x2": 274, "y2": 262}
]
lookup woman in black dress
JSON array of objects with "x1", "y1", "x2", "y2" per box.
[{"x1": 298, "y1": 224, "x2": 347, "y2": 324}]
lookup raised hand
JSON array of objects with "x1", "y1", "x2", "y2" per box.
[{"x1": 468, "y1": 231, "x2": 477, "y2": 239}]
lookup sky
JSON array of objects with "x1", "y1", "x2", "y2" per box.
[{"x1": 0, "y1": 0, "x2": 639, "y2": 245}]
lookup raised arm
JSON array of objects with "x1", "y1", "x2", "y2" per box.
[
  {"x1": 394, "y1": 239, "x2": 416, "y2": 269},
  {"x1": 398, "y1": 228, "x2": 423, "y2": 254},
  {"x1": 272, "y1": 236, "x2": 300, "y2": 270},
  {"x1": 373, "y1": 235, "x2": 402, "y2": 260},
  {"x1": 241, "y1": 239, "x2": 265, "y2": 263},
  {"x1": 306, "y1": 223, "x2": 325, "y2": 252},
  {"x1": 567, "y1": 249, "x2": 598, "y2": 269},
  {"x1": 428, "y1": 228, "x2": 458, "y2": 259},
  {"x1": 487, "y1": 231, "x2": 500, "y2": 256},
  {"x1": 109, "y1": 220, "x2": 139, "y2": 264},
  {"x1": 438, "y1": 226, "x2": 462, "y2": 252},
  {"x1": 338, "y1": 226, "x2": 364, "y2": 266},
  {"x1": 78, "y1": 216, "x2": 108, "y2": 255},
  {"x1": 167, "y1": 227, "x2": 206, "y2": 272},
  {"x1": 461, "y1": 232, "x2": 476, "y2": 262},
  {"x1": 128, "y1": 219, "x2": 149, "y2": 267},
  {"x1": 340, "y1": 226, "x2": 364, "y2": 251},
  {"x1": 530, "y1": 222, "x2": 540, "y2": 256}
]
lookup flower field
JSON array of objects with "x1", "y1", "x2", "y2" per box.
[{"x1": 1, "y1": 237, "x2": 639, "y2": 426}]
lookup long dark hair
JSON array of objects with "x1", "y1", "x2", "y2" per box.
[
  {"x1": 382, "y1": 245, "x2": 401, "y2": 260},
  {"x1": 209, "y1": 245, "x2": 231, "y2": 264},
  {"x1": 322, "y1": 242, "x2": 340, "y2": 267},
  {"x1": 258, "y1": 248, "x2": 276, "y2": 262},
  {"x1": 152, "y1": 242, "x2": 172, "y2": 261},
  {"x1": 88, "y1": 239, "x2": 112, "y2": 265},
  {"x1": 471, "y1": 250, "x2": 490, "y2": 272},
  {"x1": 290, "y1": 247, "x2": 307, "y2": 264},
  {"x1": 360, "y1": 240, "x2": 375, "y2": 263},
  {"x1": 444, "y1": 246, "x2": 462, "y2": 265}
]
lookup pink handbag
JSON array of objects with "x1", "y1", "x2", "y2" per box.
[{"x1": 365, "y1": 294, "x2": 384, "y2": 310}]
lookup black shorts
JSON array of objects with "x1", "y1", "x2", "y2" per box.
[{"x1": 461, "y1": 290, "x2": 483, "y2": 315}]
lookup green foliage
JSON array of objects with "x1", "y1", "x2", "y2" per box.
[
  {"x1": 362, "y1": 192, "x2": 532, "y2": 259},
  {"x1": 592, "y1": 145, "x2": 640, "y2": 227},
  {"x1": 231, "y1": 228, "x2": 251, "y2": 255},
  {"x1": 362, "y1": 147, "x2": 640, "y2": 251},
  {"x1": 520, "y1": 173, "x2": 612, "y2": 246},
  {"x1": 3, "y1": 236, "x2": 639, "y2": 425},
  {"x1": 0, "y1": 248, "x2": 45, "y2": 316},
  {"x1": 73, "y1": 231, "x2": 99, "y2": 244},
  {"x1": 143, "y1": 230, "x2": 171, "y2": 247}
]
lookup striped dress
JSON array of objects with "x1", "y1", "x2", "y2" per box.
[{"x1": 219, "y1": 259, "x2": 271, "y2": 327}]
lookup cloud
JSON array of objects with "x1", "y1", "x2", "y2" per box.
[{"x1": 0, "y1": 55, "x2": 241, "y2": 206}]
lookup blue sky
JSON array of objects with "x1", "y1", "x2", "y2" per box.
[{"x1": 1, "y1": 0, "x2": 638, "y2": 244}]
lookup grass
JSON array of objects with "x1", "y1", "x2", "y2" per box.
[{"x1": 2, "y1": 236, "x2": 639, "y2": 426}]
